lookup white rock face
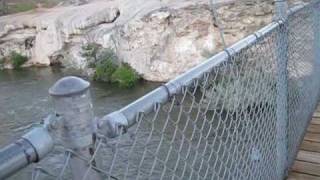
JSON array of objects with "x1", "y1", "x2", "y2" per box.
[
  {"x1": 0, "y1": 1, "x2": 120, "y2": 68},
  {"x1": 0, "y1": 0, "x2": 305, "y2": 81},
  {"x1": 0, "y1": 28, "x2": 36, "y2": 57},
  {"x1": 0, "y1": 0, "x2": 223, "y2": 81},
  {"x1": 115, "y1": 4, "x2": 218, "y2": 81}
]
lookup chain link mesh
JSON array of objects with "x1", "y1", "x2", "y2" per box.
[
  {"x1": 30, "y1": 2, "x2": 320, "y2": 180},
  {"x1": 287, "y1": 2, "x2": 320, "y2": 167}
]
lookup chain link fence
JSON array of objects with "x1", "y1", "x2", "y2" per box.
[
  {"x1": 287, "y1": 2, "x2": 320, "y2": 167},
  {"x1": 1, "y1": 0, "x2": 320, "y2": 180}
]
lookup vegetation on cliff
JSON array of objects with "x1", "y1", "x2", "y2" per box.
[
  {"x1": 0, "y1": 57, "x2": 4, "y2": 69},
  {"x1": 111, "y1": 64, "x2": 140, "y2": 88},
  {"x1": 82, "y1": 43, "x2": 140, "y2": 88},
  {"x1": 10, "y1": 51, "x2": 28, "y2": 69},
  {"x1": 0, "y1": 0, "x2": 65, "y2": 15},
  {"x1": 94, "y1": 59, "x2": 117, "y2": 82},
  {"x1": 0, "y1": 51, "x2": 28, "y2": 69}
]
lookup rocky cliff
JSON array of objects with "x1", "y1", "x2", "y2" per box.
[{"x1": 0, "y1": 0, "x2": 306, "y2": 81}]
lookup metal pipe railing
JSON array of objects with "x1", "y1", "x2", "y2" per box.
[{"x1": 0, "y1": 127, "x2": 54, "y2": 179}]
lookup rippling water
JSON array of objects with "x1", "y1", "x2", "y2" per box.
[{"x1": 0, "y1": 67, "x2": 159, "y2": 180}]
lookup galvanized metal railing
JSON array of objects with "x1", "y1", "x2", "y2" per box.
[{"x1": 1, "y1": 0, "x2": 320, "y2": 179}]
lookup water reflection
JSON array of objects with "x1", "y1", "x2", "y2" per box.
[{"x1": 0, "y1": 67, "x2": 159, "y2": 180}]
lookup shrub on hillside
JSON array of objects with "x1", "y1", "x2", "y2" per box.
[
  {"x1": 81, "y1": 43, "x2": 100, "y2": 67},
  {"x1": 94, "y1": 60, "x2": 117, "y2": 82},
  {"x1": 81, "y1": 44, "x2": 118, "y2": 67},
  {"x1": 111, "y1": 64, "x2": 139, "y2": 88},
  {"x1": 10, "y1": 51, "x2": 28, "y2": 69},
  {"x1": 82, "y1": 43, "x2": 140, "y2": 88}
]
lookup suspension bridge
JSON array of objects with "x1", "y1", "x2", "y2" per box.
[{"x1": 0, "y1": 0, "x2": 320, "y2": 179}]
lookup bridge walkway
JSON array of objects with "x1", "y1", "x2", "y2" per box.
[{"x1": 288, "y1": 105, "x2": 320, "y2": 180}]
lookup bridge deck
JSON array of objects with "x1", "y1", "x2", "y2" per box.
[{"x1": 288, "y1": 105, "x2": 320, "y2": 180}]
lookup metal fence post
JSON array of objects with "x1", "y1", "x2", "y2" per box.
[
  {"x1": 49, "y1": 76, "x2": 101, "y2": 180},
  {"x1": 274, "y1": 0, "x2": 289, "y2": 178}
]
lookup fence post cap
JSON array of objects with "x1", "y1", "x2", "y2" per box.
[{"x1": 49, "y1": 76, "x2": 90, "y2": 97}]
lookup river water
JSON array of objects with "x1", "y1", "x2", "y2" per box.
[
  {"x1": 0, "y1": 67, "x2": 159, "y2": 179},
  {"x1": 0, "y1": 67, "x2": 274, "y2": 180}
]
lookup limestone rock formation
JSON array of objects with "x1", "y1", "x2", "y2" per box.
[
  {"x1": 114, "y1": 3, "x2": 219, "y2": 81},
  {"x1": 0, "y1": 0, "x2": 306, "y2": 81},
  {"x1": 0, "y1": 1, "x2": 120, "y2": 69}
]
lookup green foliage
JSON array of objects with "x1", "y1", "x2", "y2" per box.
[
  {"x1": 82, "y1": 44, "x2": 118, "y2": 82},
  {"x1": 37, "y1": 0, "x2": 61, "y2": 8},
  {"x1": 94, "y1": 60, "x2": 117, "y2": 82},
  {"x1": 81, "y1": 44, "x2": 118, "y2": 68},
  {"x1": 0, "y1": 57, "x2": 5, "y2": 69},
  {"x1": 94, "y1": 61, "x2": 140, "y2": 88},
  {"x1": 0, "y1": 0, "x2": 63, "y2": 15},
  {"x1": 81, "y1": 43, "x2": 140, "y2": 88},
  {"x1": 98, "y1": 48, "x2": 118, "y2": 64},
  {"x1": 8, "y1": 2, "x2": 36, "y2": 13},
  {"x1": 111, "y1": 64, "x2": 139, "y2": 88},
  {"x1": 10, "y1": 51, "x2": 28, "y2": 69},
  {"x1": 81, "y1": 43, "x2": 100, "y2": 65}
]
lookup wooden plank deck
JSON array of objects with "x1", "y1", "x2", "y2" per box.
[{"x1": 288, "y1": 106, "x2": 320, "y2": 180}]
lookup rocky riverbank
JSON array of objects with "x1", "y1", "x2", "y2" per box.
[{"x1": 0, "y1": 0, "x2": 307, "y2": 82}]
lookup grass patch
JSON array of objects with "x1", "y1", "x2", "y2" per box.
[{"x1": 10, "y1": 51, "x2": 28, "y2": 69}]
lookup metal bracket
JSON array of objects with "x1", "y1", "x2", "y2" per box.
[{"x1": 98, "y1": 111, "x2": 129, "y2": 138}]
